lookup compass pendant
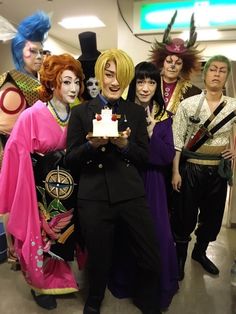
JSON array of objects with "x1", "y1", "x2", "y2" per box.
[{"x1": 44, "y1": 166, "x2": 74, "y2": 200}]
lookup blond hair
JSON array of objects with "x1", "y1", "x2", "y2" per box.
[{"x1": 95, "y1": 49, "x2": 134, "y2": 91}]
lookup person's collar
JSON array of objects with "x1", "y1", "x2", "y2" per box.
[
  {"x1": 98, "y1": 94, "x2": 120, "y2": 107},
  {"x1": 162, "y1": 76, "x2": 178, "y2": 85},
  {"x1": 98, "y1": 94, "x2": 109, "y2": 106}
]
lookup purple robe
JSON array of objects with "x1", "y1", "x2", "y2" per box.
[{"x1": 109, "y1": 115, "x2": 179, "y2": 309}]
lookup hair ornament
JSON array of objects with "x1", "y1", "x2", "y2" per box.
[
  {"x1": 150, "y1": 10, "x2": 202, "y2": 80},
  {"x1": 0, "y1": 16, "x2": 17, "y2": 42},
  {"x1": 161, "y1": 10, "x2": 198, "y2": 54}
]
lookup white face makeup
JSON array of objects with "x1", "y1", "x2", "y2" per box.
[
  {"x1": 204, "y1": 61, "x2": 228, "y2": 92},
  {"x1": 162, "y1": 55, "x2": 183, "y2": 83},
  {"x1": 101, "y1": 60, "x2": 124, "y2": 102},
  {"x1": 135, "y1": 78, "x2": 157, "y2": 107},
  {"x1": 86, "y1": 77, "x2": 100, "y2": 98},
  {"x1": 55, "y1": 69, "x2": 80, "y2": 105},
  {"x1": 23, "y1": 41, "x2": 44, "y2": 76}
]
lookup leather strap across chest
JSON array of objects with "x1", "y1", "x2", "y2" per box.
[
  {"x1": 189, "y1": 107, "x2": 236, "y2": 152},
  {"x1": 186, "y1": 100, "x2": 227, "y2": 150}
]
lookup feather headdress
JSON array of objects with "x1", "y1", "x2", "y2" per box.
[{"x1": 150, "y1": 10, "x2": 202, "y2": 80}]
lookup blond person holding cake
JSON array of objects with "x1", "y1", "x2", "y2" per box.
[{"x1": 65, "y1": 48, "x2": 161, "y2": 314}]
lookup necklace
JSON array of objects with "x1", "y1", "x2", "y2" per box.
[{"x1": 48, "y1": 100, "x2": 70, "y2": 127}]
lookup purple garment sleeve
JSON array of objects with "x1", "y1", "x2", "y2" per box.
[{"x1": 148, "y1": 117, "x2": 175, "y2": 166}]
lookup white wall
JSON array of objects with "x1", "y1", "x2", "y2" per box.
[
  {"x1": 0, "y1": 42, "x2": 13, "y2": 72},
  {"x1": 43, "y1": 35, "x2": 79, "y2": 58},
  {"x1": 198, "y1": 41, "x2": 236, "y2": 61}
]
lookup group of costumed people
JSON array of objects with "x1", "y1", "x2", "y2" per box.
[{"x1": 0, "y1": 8, "x2": 236, "y2": 314}]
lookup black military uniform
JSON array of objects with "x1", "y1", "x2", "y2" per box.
[{"x1": 66, "y1": 95, "x2": 161, "y2": 313}]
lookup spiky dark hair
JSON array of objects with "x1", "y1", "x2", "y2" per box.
[{"x1": 150, "y1": 10, "x2": 202, "y2": 80}]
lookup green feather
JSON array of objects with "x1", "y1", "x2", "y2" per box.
[
  {"x1": 162, "y1": 10, "x2": 177, "y2": 44},
  {"x1": 187, "y1": 13, "x2": 197, "y2": 48}
]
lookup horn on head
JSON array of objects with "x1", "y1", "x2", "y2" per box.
[
  {"x1": 186, "y1": 13, "x2": 197, "y2": 48},
  {"x1": 162, "y1": 10, "x2": 177, "y2": 44}
]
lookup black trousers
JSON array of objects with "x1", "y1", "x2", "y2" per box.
[
  {"x1": 171, "y1": 162, "x2": 228, "y2": 243},
  {"x1": 78, "y1": 197, "x2": 160, "y2": 311}
]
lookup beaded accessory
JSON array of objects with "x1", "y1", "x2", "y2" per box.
[
  {"x1": 162, "y1": 80, "x2": 177, "y2": 107},
  {"x1": 0, "y1": 70, "x2": 40, "y2": 106},
  {"x1": 48, "y1": 100, "x2": 70, "y2": 127}
]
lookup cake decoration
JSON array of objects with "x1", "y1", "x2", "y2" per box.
[{"x1": 92, "y1": 108, "x2": 119, "y2": 137}]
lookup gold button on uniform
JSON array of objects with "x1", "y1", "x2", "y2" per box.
[{"x1": 101, "y1": 147, "x2": 106, "y2": 152}]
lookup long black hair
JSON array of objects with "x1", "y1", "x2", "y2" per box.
[{"x1": 127, "y1": 61, "x2": 165, "y2": 118}]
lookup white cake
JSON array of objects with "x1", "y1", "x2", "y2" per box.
[{"x1": 92, "y1": 108, "x2": 119, "y2": 137}]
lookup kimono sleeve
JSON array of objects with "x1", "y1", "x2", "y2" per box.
[{"x1": 0, "y1": 109, "x2": 40, "y2": 241}]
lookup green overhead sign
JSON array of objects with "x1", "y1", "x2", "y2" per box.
[{"x1": 137, "y1": 0, "x2": 236, "y2": 31}]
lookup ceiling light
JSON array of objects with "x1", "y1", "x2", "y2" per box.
[{"x1": 58, "y1": 16, "x2": 105, "y2": 29}]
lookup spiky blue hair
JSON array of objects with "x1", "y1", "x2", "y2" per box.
[{"x1": 11, "y1": 11, "x2": 51, "y2": 71}]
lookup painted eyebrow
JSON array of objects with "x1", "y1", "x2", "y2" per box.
[
  {"x1": 62, "y1": 76, "x2": 79, "y2": 80},
  {"x1": 104, "y1": 69, "x2": 115, "y2": 74},
  {"x1": 29, "y1": 46, "x2": 43, "y2": 51},
  {"x1": 30, "y1": 49, "x2": 43, "y2": 52},
  {"x1": 167, "y1": 56, "x2": 182, "y2": 63},
  {"x1": 210, "y1": 65, "x2": 227, "y2": 69}
]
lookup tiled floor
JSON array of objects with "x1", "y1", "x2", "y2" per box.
[{"x1": 0, "y1": 224, "x2": 236, "y2": 314}]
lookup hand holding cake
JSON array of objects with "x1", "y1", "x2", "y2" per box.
[
  {"x1": 110, "y1": 127, "x2": 131, "y2": 149},
  {"x1": 86, "y1": 133, "x2": 109, "y2": 149}
]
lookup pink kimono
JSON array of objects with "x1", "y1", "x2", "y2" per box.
[{"x1": 0, "y1": 101, "x2": 78, "y2": 294}]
